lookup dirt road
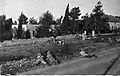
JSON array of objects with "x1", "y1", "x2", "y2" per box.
[{"x1": 20, "y1": 46, "x2": 120, "y2": 75}]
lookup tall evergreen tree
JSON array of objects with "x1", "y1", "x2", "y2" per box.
[
  {"x1": 17, "y1": 12, "x2": 28, "y2": 39},
  {"x1": 0, "y1": 15, "x2": 6, "y2": 42},
  {"x1": 60, "y1": 4, "x2": 70, "y2": 34}
]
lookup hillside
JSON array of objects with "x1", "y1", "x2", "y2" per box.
[{"x1": 0, "y1": 33, "x2": 120, "y2": 75}]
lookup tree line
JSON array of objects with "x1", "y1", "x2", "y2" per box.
[{"x1": 0, "y1": 1, "x2": 116, "y2": 41}]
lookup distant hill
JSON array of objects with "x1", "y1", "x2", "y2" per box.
[{"x1": 102, "y1": 14, "x2": 120, "y2": 23}]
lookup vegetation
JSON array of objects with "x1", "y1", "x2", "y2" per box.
[
  {"x1": 17, "y1": 12, "x2": 28, "y2": 39},
  {"x1": 36, "y1": 11, "x2": 56, "y2": 38},
  {"x1": 82, "y1": 1, "x2": 111, "y2": 34},
  {"x1": 29, "y1": 17, "x2": 37, "y2": 24},
  {"x1": 60, "y1": 4, "x2": 70, "y2": 34},
  {"x1": 1, "y1": 33, "x2": 120, "y2": 75},
  {"x1": 0, "y1": 1, "x2": 119, "y2": 75},
  {"x1": 0, "y1": 15, "x2": 13, "y2": 42},
  {"x1": 0, "y1": 1, "x2": 119, "y2": 41}
]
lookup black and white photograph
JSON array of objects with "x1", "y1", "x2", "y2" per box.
[{"x1": 0, "y1": 0, "x2": 120, "y2": 75}]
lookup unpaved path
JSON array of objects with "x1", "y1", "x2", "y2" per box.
[{"x1": 20, "y1": 46, "x2": 120, "y2": 75}]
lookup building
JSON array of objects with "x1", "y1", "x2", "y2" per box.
[
  {"x1": 108, "y1": 22, "x2": 120, "y2": 30},
  {"x1": 102, "y1": 14, "x2": 120, "y2": 30},
  {"x1": 12, "y1": 24, "x2": 41, "y2": 31}
]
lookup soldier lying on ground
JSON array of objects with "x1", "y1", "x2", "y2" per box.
[{"x1": 80, "y1": 50, "x2": 97, "y2": 58}]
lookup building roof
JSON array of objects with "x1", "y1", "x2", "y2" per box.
[{"x1": 102, "y1": 14, "x2": 120, "y2": 23}]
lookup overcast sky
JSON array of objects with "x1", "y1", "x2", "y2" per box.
[{"x1": 0, "y1": 0, "x2": 120, "y2": 20}]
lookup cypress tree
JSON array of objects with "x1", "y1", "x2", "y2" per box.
[{"x1": 61, "y1": 4, "x2": 70, "y2": 34}]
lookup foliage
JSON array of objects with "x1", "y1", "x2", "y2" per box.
[
  {"x1": 18, "y1": 12, "x2": 28, "y2": 24},
  {"x1": 29, "y1": 17, "x2": 37, "y2": 24},
  {"x1": 17, "y1": 12, "x2": 28, "y2": 39},
  {"x1": 69, "y1": 7, "x2": 81, "y2": 20},
  {"x1": 0, "y1": 15, "x2": 13, "y2": 42},
  {"x1": 4, "y1": 18, "x2": 13, "y2": 40},
  {"x1": 115, "y1": 16, "x2": 120, "y2": 19},
  {"x1": 37, "y1": 11, "x2": 56, "y2": 37},
  {"x1": 56, "y1": 16, "x2": 63, "y2": 26},
  {"x1": 60, "y1": 4, "x2": 70, "y2": 35},
  {"x1": 5, "y1": 18, "x2": 13, "y2": 30},
  {"x1": 0, "y1": 35, "x2": 97, "y2": 75},
  {"x1": 0, "y1": 15, "x2": 6, "y2": 42},
  {"x1": 82, "y1": 1, "x2": 111, "y2": 34},
  {"x1": 81, "y1": 13, "x2": 89, "y2": 33},
  {"x1": 60, "y1": 4, "x2": 82, "y2": 34},
  {"x1": 39, "y1": 11, "x2": 54, "y2": 26},
  {"x1": 69, "y1": 7, "x2": 81, "y2": 34}
]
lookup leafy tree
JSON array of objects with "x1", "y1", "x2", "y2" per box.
[
  {"x1": 5, "y1": 18, "x2": 13, "y2": 39},
  {"x1": 81, "y1": 13, "x2": 89, "y2": 20},
  {"x1": 29, "y1": 17, "x2": 37, "y2": 24},
  {"x1": 55, "y1": 16, "x2": 63, "y2": 35},
  {"x1": 56, "y1": 16, "x2": 63, "y2": 26},
  {"x1": 37, "y1": 11, "x2": 55, "y2": 37},
  {"x1": 39, "y1": 11, "x2": 54, "y2": 26},
  {"x1": 90, "y1": 1, "x2": 104, "y2": 32},
  {"x1": 69, "y1": 7, "x2": 81, "y2": 33},
  {"x1": 0, "y1": 15, "x2": 13, "y2": 41},
  {"x1": 84, "y1": 1, "x2": 110, "y2": 34},
  {"x1": 81, "y1": 13, "x2": 89, "y2": 32},
  {"x1": 69, "y1": 7, "x2": 81, "y2": 20},
  {"x1": 17, "y1": 12, "x2": 28, "y2": 39},
  {"x1": 5, "y1": 18, "x2": 13, "y2": 30}
]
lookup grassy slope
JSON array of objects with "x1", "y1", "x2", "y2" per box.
[
  {"x1": 0, "y1": 33, "x2": 120, "y2": 74},
  {"x1": 20, "y1": 40, "x2": 120, "y2": 75},
  {"x1": 20, "y1": 45, "x2": 120, "y2": 75}
]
